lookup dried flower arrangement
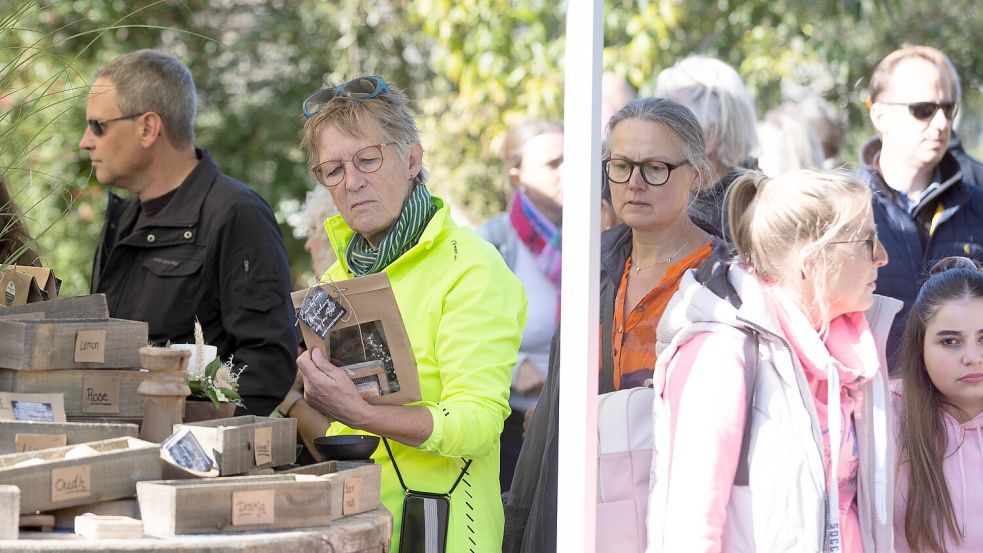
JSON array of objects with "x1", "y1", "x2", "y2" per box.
[{"x1": 186, "y1": 320, "x2": 245, "y2": 408}]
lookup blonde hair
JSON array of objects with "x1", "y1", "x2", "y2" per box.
[
  {"x1": 727, "y1": 169, "x2": 873, "y2": 329},
  {"x1": 299, "y1": 78, "x2": 426, "y2": 184}
]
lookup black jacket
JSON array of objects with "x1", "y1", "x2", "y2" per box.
[
  {"x1": 503, "y1": 225, "x2": 641, "y2": 553},
  {"x1": 91, "y1": 150, "x2": 297, "y2": 415},
  {"x1": 950, "y1": 131, "x2": 983, "y2": 188},
  {"x1": 860, "y1": 138, "x2": 983, "y2": 369}
]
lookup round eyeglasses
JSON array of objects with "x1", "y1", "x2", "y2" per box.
[
  {"x1": 310, "y1": 143, "x2": 396, "y2": 188},
  {"x1": 602, "y1": 158, "x2": 690, "y2": 187}
]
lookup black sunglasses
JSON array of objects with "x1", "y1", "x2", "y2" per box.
[
  {"x1": 878, "y1": 101, "x2": 958, "y2": 121},
  {"x1": 302, "y1": 76, "x2": 390, "y2": 120},
  {"x1": 86, "y1": 113, "x2": 143, "y2": 137}
]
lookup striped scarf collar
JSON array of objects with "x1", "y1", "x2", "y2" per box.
[{"x1": 345, "y1": 183, "x2": 438, "y2": 276}]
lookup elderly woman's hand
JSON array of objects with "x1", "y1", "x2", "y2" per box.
[{"x1": 297, "y1": 347, "x2": 371, "y2": 429}]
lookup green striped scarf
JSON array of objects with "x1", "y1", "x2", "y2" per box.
[{"x1": 345, "y1": 184, "x2": 438, "y2": 276}]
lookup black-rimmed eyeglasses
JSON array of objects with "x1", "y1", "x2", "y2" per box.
[
  {"x1": 828, "y1": 232, "x2": 880, "y2": 260},
  {"x1": 602, "y1": 158, "x2": 690, "y2": 187},
  {"x1": 302, "y1": 76, "x2": 390, "y2": 120},
  {"x1": 86, "y1": 113, "x2": 144, "y2": 137},
  {"x1": 310, "y1": 143, "x2": 396, "y2": 188}
]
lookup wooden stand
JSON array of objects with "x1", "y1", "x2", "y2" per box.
[{"x1": 137, "y1": 347, "x2": 190, "y2": 444}]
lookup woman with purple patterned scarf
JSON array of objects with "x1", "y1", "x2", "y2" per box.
[{"x1": 479, "y1": 120, "x2": 564, "y2": 491}]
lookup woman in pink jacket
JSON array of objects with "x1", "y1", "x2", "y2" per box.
[
  {"x1": 647, "y1": 170, "x2": 898, "y2": 552},
  {"x1": 893, "y1": 256, "x2": 983, "y2": 553}
]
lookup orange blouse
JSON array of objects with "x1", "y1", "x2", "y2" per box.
[{"x1": 609, "y1": 241, "x2": 714, "y2": 390}]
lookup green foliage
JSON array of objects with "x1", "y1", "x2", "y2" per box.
[
  {"x1": 4, "y1": 0, "x2": 982, "y2": 296},
  {"x1": 188, "y1": 356, "x2": 243, "y2": 408}
]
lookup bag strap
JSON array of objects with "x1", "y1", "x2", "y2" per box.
[
  {"x1": 733, "y1": 329, "x2": 758, "y2": 486},
  {"x1": 382, "y1": 437, "x2": 473, "y2": 497},
  {"x1": 599, "y1": 281, "x2": 616, "y2": 393}
]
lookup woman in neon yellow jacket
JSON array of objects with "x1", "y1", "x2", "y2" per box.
[{"x1": 296, "y1": 76, "x2": 527, "y2": 553}]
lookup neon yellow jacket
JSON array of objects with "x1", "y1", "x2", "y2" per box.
[{"x1": 322, "y1": 197, "x2": 527, "y2": 552}]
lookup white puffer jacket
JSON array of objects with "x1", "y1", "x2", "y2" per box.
[{"x1": 646, "y1": 264, "x2": 900, "y2": 553}]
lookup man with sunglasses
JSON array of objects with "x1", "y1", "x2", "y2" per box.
[
  {"x1": 861, "y1": 45, "x2": 983, "y2": 369},
  {"x1": 80, "y1": 50, "x2": 297, "y2": 416}
]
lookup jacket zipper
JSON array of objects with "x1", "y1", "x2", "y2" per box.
[{"x1": 736, "y1": 317, "x2": 832, "y2": 551}]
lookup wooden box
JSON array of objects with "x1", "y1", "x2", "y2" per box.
[
  {"x1": 279, "y1": 461, "x2": 381, "y2": 517},
  {"x1": 0, "y1": 294, "x2": 109, "y2": 320},
  {"x1": 0, "y1": 485, "x2": 17, "y2": 539},
  {"x1": 0, "y1": 318, "x2": 148, "y2": 370},
  {"x1": 174, "y1": 416, "x2": 297, "y2": 476},
  {"x1": 0, "y1": 437, "x2": 159, "y2": 514},
  {"x1": 137, "y1": 474, "x2": 335, "y2": 537},
  {"x1": 0, "y1": 369, "x2": 146, "y2": 420},
  {"x1": 0, "y1": 421, "x2": 138, "y2": 454}
]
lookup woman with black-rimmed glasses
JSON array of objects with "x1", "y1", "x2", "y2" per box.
[
  {"x1": 597, "y1": 97, "x2": 718, "y2": 393},
  {"x1": 296, "y1": 76, "x2": 526, "y2": 553},
  {"x1": 503, "y1": 97, "x2": 718, "y2": 553}
]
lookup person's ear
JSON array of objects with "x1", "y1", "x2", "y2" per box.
[
  {"x1": 798, "y1": 252, "x2": 816, "y2": 281},
  {"x1": 508, "y1": 166, "x2": 522, "y2": 188},
  {"x1": 139, "y1": 112, "x2": 165, "y2": 148},
  {"x1": 407, "y1": 142, "x2": 424, "y2": 180},
  {"x1": 869, "y1": 102, "x2": 889, "y2": 136}
]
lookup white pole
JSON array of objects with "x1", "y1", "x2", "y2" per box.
[{"x1": 558, "y1": 1, "x2": 602, "y2": 551}]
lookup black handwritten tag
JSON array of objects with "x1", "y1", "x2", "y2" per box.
[
  {"x1": 162, "y1": 428, "x2": 215, "y2": 473},
  {"x1": 12, "y1": 400, "x2": 54, "y2": 422},
  {"x1": 299, "y1": 287, "x2": 347, "y2": 339}
]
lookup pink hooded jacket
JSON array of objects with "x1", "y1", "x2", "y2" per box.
[
  {"x1": 892, "y1": 384, "x2": 983, "y2": 553},
  {"x1": 647, "y1": 264, "x2": 899, "y2": 553}
]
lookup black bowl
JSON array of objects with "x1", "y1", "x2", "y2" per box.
[{"x1": 313, "y1": 435, "x2": 380, "y2": 461}]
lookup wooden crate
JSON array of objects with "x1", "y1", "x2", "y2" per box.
[
  {"x1": 278, "y1": 461, "x2": 381, "y2": 517},
  {"x1": 49, "y1": 498, "x2": 140, "y2": 530},
  {"x1": 0, "y1": 421, "x2": 138, "y2": 454},
  {"x1": 0, "y1": 485, "x2": 17, "y2": 539},
  {"x1": 0, "y1": 369, "x2": 146, "y2": 420},
  {"x1": 0, "y1": 437, "x2": 159, "y2": 514},
  {"x1": 0, "y1": 294, "x2": 109, "y2": 320},
  {"x1": 174, "y1": 416, "x2": 296, "y2": 476},
  {"x1": 137, "y1": 474, "x2": 335, "y2": 537},
  {"x1": 0, "y1": 318, "x2": 148, "y2": 370}
]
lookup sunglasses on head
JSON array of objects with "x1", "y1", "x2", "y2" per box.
[
  {"x1": 878, "y1": 101, "x2": 958, "y2": 121},
  {"x1": 86, "y1": 113, "x2": 144, "y2": 137},
  {"x1": 302, "y1": 76, "x2": 390, "y2": 120}
]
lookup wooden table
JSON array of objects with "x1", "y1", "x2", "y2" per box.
[{"x1": 1, "y1": 509, "x2": 391, "y2": 552}]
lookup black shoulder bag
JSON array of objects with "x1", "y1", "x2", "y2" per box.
[{"x1": 382, "y1": 437, "x2": 472, "y2": 553}]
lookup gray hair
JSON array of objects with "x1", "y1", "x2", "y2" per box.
[
  {"x1": 301, "y1": 79, "x2": 428, "y2": 186},
  {"x1": 603, "y1": 97, "x2": 714, "y2": 193},
  {"x1": 655, "y1": 56, "x2": 759, "y2": 170},
  {"x1": 301, "y1": 185, "x2": 338, "y2": 236},
  {"x1": 95, "y1": 49, "x2": 197, "y2": 148}
]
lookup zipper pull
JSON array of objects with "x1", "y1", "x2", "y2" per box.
[{"x1": 244, "y1": 259, "x2": 249, "y2": 273}]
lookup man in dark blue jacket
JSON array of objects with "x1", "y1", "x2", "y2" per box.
[
  {"x1": 80, "y1": 50, "x2": 297, "y2": 415},
  {"x1": 861, "y1": 45, "x2": 983, "y2": 370}
]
